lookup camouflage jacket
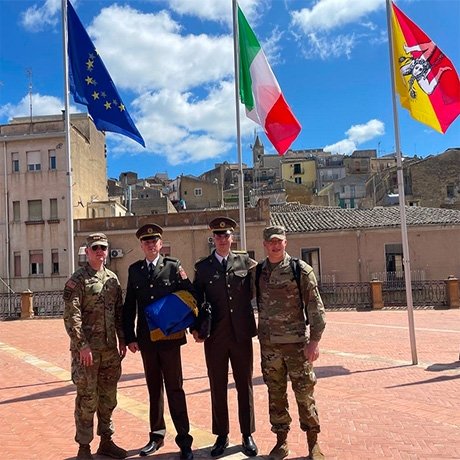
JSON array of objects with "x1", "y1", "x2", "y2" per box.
[
  {"x1": 63, "y1": 264, "x2": 124, "y2": 352},
  {"x1": 256, "y1": 253, "x2": 326, "y2": 344}
]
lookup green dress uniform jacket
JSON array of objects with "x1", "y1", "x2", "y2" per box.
[
  {"x1": 122, "y1": 255, "x2": 193, "y2": 448},
  {"x1": 193, "y1": 250, "x2": 256, "y2": 436}
]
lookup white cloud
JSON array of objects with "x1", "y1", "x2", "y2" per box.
[
  {"x1": 21, "y1": 0, "x2": 60, "y2": 31},
  {"x1": 347, "y1": 119, "x2": 385, "y2": 143},
  {"x1": 165, "y1": 0, "x2": 262, "y2": 24},
  {"x1": 324, "y1": 119, "x2": 385, "y2": 154},
  {"x1": 291, "y1": 0, "x2": 383, "y2": 34},
  {"x1": 0, "y1": 93, "x2": 78, "y2": 121},
  {"x1": 301, "y1": 33, "x2": 356, "y2": 60},
  {"x1": 291, "y1": 0, "x2": 384, "y2": 60},
  {"x1": 128, "y1": 81, "x2": 255, "y2": 164},
  {"x1": 88, "y1": 5, "x2": 234, "y2": 93}
]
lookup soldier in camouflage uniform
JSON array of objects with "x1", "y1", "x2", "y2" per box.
[
  {"x1": 63, "y1": 233, "x2": 127, "y2": 460},
  {"x1": 255, "y1": 226, "x2": 326, "y2": 460}
]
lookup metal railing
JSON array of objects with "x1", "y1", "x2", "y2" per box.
[
  {"x1": 32, "y1": 291, "x2": 65, "y2": 317},
  {"x1": 382, "y1": 280, "x2": 447, "y2": 308},
  {"x1": 320, "y1": 282, "x2": 371, "y2": 310},
  {"x1": 0, "y1": 293, "x2": 21, "y2": 319}
]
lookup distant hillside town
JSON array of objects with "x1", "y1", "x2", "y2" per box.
[{"x1": 1, "y1": 113, "x2": 459, "y2": 295}]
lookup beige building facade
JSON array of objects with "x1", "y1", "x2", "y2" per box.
[{"x1": 0, "y1": 114, "x2": 107, "y2": 293}]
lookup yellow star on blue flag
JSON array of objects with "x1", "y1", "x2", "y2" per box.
[{"x1": 67, "y1": 0, "x2": 145, "y2": 147}]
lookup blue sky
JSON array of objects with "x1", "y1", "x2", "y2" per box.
[{"x1": 1, "y1": 0, "x2": 459, "y2": 181}]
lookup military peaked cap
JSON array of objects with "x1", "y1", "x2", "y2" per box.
[
  {"x1": 136, "y1": 223, "x2": 163, "y2": 240},
  {"x1": 209, "y1": 216, "x2": 237, "y2": 234},
  {"x1": 86, "y1": 232, "x2": 109, "y2": 247}
]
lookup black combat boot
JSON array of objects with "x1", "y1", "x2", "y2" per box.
[
  {"x1": 268, "y1": 432, "x2": 289, "y2": 460},
  {"x1": 97, "y1": 436, "x2": 128, "y2": 459},
  {"x1": 307, "y1": 432, "x2": 325, "y2": 460},
  {"x1": 77, "y1": 444, "x2": 93, "y2": 460}
]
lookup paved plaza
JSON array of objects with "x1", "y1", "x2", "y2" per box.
[{"x1": 1, "y1": 309, "x2": 459, "y2": 460}]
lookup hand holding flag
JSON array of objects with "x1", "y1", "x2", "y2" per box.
[{"x1": 67, "y1": 0, "x2": 145, "y2": 147}]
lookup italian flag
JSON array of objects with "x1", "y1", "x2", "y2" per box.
[
  {"x1": 391, "y1": 1, "x2": 460, "y2": 133},
  {"x1": 238, "y1": 6, "x2": 301, "y2": 155}
]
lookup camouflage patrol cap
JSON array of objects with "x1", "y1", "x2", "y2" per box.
[
  {"x1": 209, "y1": 216, "x2": 237, "y2": 235},
  {"x1": 263, "y1": 225, "x2": 286, "y2": 241},
  {"x1": 86, "y1": 232, "x2": 109, "y2": 247},
  {"x1": 136, "y1": 223, "x2": 163, "y2": 241}
]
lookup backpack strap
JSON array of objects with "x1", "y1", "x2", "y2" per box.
[
  {"x1": 255, "y1": 262, "x2": 263, "y2": 309},
  {"x1": 290, "y1": 258, "x2": 309, "y2": 325}
]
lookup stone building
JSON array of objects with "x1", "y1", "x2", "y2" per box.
[{"x1": 0, "y1": 113, "x2": 107, "y2": 293}]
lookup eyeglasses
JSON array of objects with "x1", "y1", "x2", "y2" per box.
[{"x1": 91, "y1": 245, "x2": 108, "y2": 251}]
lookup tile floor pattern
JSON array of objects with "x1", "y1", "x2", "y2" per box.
[{"x1": 0, "y1": 309, "x2": 459, "y2": 459}]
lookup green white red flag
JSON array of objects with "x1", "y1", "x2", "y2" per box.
[
  {"x1": 237, "y1": 5, "x2": 301, "y2": 155},
  {"x1": 390, "y1": 1, "x2": 460, "y2": 133}
]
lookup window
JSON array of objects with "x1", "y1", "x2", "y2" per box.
[
  {"x1": 29, "y1": 251, "x2": 44, "y2": 275},
  {"x1": 51, "y1": 249, "x2": 59, "y2": 274},
  {"x1": 385, "y1": 243, "x2": 403, "y2": 280},
  {"x1": 12, "y1": 152, "x2": 20, "y2": 173},
  {"x1": 293, "y1": 163, "x2": 302, "y2": 174},
  {"x1": 27, "y1": 150, "x2": 41, "y2": 171},
  {"x1": 447, "y1": 184, "x2": 455, "y2": 199},
  {"x1": 12, "y1": 201, "x2": 20, "y2": 222},
  {"x1": 350, "y1": 185, "x2": 356, "y2": 198},
  {"x1": 294, "y1": 177, "x2": 302, "y2": 184},
  {"x1": 194, "y1": 188, "x2": 202, "y2": 197},
  {"x1": 14, "y1": 252, "x2": 21, "y2": 277},
  {"x1": 301, "y1": 248, "x2": 321, "y2": 280},
  {"x1": 28, "y1": 200, "x2": 43, "y2": 221},
  {"x1": 48, "y1": 149, "x2": 57, "y2": 170},
  {"x1": 49, "y1": 198, "x2": 58, "y2": 220}
]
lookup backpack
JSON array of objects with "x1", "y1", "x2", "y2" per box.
[{"x1": 255, "y1": 257, "x2": 309, "y2": 325}]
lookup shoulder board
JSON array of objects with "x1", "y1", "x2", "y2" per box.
[
  {"x1": 163, "y1": 256, "x2": 179, "y2": 263},
  {"x1": 195, "y1": 255, "x2": 210, "y2": 265},
  {"x1": 232, "y1": 250, "x2": 248, "y2": 254},
  {"x1": 130, "y1": 259, "x2": 144, "y2": 268}
]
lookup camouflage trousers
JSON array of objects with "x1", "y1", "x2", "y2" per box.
[
  {"x1": 71, "y1": 348, "x2": 122, "y2": 444},
  {"x1": 260, "y1": 341, "x2": 320, "y2": 434}
]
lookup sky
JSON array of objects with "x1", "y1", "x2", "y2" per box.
[{"x1": 1, "y1": 0, "x2": 459, "y2": 181}]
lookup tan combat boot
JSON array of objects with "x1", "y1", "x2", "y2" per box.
[
  {"x1": 96, "y1": 437, "x2": 128, "y2": 459},
  {"x1": 307, "y1": 432, "x2": 325, "y2": 460},
  {"x1": 268, "y1": 432, "x2": 289, "y2": 460},
  {"x1": 77, "y1": 444, "x2": 93, "y2": 460}
]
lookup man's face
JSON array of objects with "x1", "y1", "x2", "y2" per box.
[
  {"x1": 85, "y1": 244, "x2": 108, "y2": 267},
  {"x1": 213, "y1": 232, "x2": 233, "y2": 256},
  {"x1": 140, "y1": 236, "x2": 163, "y2": 260},
  {"x1": 263, "y1": 237, "x2": 287, "y2": 263}
]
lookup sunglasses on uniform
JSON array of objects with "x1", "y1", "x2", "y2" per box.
[{"x1": 91, "y1": 245, "x2": 108, "y2": 251}]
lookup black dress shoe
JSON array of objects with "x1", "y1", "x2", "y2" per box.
[
  {"x1": 211, "y1": 435, "x2": 229, "y2": 457},
  {"x1": 139, "y1": 437, "x2": 164, "y2": 456},
  {"x1": 180, "y1": 446, "x2": 194, "y2": 460},
  {"x1": 242, "y1": 435, "x2": 258, "y2": 457}
]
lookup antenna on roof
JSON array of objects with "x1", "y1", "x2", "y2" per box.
[{"x1": 26, "y1": 68, "x2": 33, "y2": 123}]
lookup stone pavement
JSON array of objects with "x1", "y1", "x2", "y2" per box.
[{"x1": 1, "y1": 309, "x2": 459, "y2": 460}]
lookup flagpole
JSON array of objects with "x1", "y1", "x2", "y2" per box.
[
  {"x1": 232, "y1": 0, "x2": 247, "y2": 250},
  {"x1": 62, "y1": 0, "x2": 75, "y2": 276},
  {"x1": 386, "y1": 0, "x2": 417, "y2": 365}
]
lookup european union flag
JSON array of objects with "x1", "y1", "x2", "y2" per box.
[{"x1": 67, "y1": 0, "x2": 145, "y2": 147}]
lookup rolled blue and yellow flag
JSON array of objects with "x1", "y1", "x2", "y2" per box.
[{"x1": 144, "y1": 290, "x2": 198, "y2": 341}]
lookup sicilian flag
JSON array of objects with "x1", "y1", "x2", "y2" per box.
[
  {"x1": 144, "y1": 290, "x2": 198, "y2": 341},
  {"x1": 390, "y1": 1, "x2": 460, "y2": 133},
  {"x1": 237, "y1": 5, "x2": 301, "y2": 155}
]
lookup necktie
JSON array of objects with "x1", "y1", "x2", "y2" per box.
[
  {"x1": 222, "y1": 258, "x2": 227, "y2": 271},
  {"x1": 148, "y1": 262, "x2": 154, "y2": 278}
]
